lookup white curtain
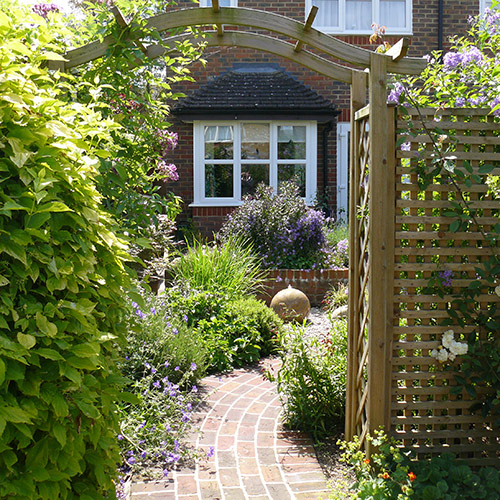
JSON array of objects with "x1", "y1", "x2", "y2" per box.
[
  {"x1": 345, "y1": 0, "x2": 372, "y2": 31},
  {"x1": 313, "y1": 0, "x2": 339, "y2": 27},
  {"x1": 204, "y1": 126, "x2": 233, "y2": 143},
  {"x1": 380, "y1": 0, "x2": 406, "y2": 28}
]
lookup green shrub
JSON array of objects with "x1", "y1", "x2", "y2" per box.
[
  {"x1": 272, "y1": 319, "x2": 348, "y2": 439},
  {"x1": 338, "y1": 431, "x2": 500, "y2": 500},
  {"x1": 226, "y1": 297, "x2": 283, "y2": 357},
  {"x1": 170, "y1": 236, "x2": 264, "y2": 297},
  {"x1": 194, "y1": 297, "x2": 282, "y2": 373},
  {"x1": 0, "y1": 6, "x2": 132, "y2": 497}
]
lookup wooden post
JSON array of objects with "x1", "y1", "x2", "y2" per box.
[
  {"x1": 294, "y1": 6, "x2": 318, "y2": 52},
  {"x1": 211, "y1": 0, "x2": 224, "y2": 36},
  {"x1": 346, "y1": 70, "x2": 367, "y2": 441},
  {"x1": 366, "y1": 52, "x2": 391, "y2": 452}
]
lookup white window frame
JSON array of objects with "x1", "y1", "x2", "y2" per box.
[
  {"x1": 336, "y1": 122, "x2": 350, "y2": 222},
  {"x1": 192, "y1": 121, "x2": 318, "y2": 207},
  {"x1": 305, "y1": 0, "x2": 412, "y2": 35},
  {"x1": 480, "y1": 0, "x2": 494, "y2": 12},
  {"x1": 199, "y1": 0, "x2": 237, "y2": 6}
]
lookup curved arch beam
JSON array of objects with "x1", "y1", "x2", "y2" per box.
[
  {"x1": 64, "y1": 7, "x2": 426, "y2": 75},
  {"x1": 147, "y1": 31, "x2": 361, "y2": 84}
]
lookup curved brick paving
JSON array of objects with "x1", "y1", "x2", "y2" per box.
[{"x1": 130, "y1": 358, "x2": 330, "y2": 500}]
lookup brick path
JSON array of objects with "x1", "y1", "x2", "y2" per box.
[{"x1": 129, "y1": 358, "x2": 331, "y2": 500}]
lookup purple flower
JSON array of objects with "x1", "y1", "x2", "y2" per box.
[
  {"x1": 461, "y1": 46, "x2": 483, "y2": 66},
  {"x1": 32, "y1": 2, "x2": 59, "y2": 18},
  {"x1": 387, "y1": 82, "x2": 404, "y2": 105},
  {"x1": 207, "y1": 446, "x2": 215, "y2": 458},
  {"x1": 192, "y1": 385, "x2": 198, "y2": 393},
  {"x1": 163, "y1": 469, "x2": 169, "y2": 477},
  {"x1": 174, "y1": 366, "x2": 180, "y2": 371},
  {"x1": 117, "y1": 434, "x2": 124, "y2": 441},
  {"x1": 190, "y1": 362, "x2": 197, "y2": 371},
  {"x1": 141, "y1": 451, "x2": 147, "y2": 459},
  {"x1": 491, "y1": 96, "x2": 500, "y2": 116},
  {"x1": 183, "y1": 314, "x2": 188, "y2": 323},
  {"x1": 164, "y1": 360, "x2": 169, "y2": 368},
  {"x1": 127, "y1": 456, "x2": 136, "y2": 465},
  {"x1": 153, "y1": 380, "x2": 161, "y2": 389},
  {"x1": 172, "y1": 328, "x2": 178, "y2": 336},
  {"x1": 443, "y1": 51, "x2": 462, "y2": 69},
  {"x1": 438, "y1": 269, "x2": 454, "y2": 287}
]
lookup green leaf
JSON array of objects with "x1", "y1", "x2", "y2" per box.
[
  {"x1": 35, "y1": 313, "x2": 58, "y2": 337},
  {"x1": 17, "y1": 333, "x2": 36, "y2": 349},
  {"x1": 52, "y1": 423, "x2": 66, "y2": 447},
  {"x1": 36, "y1": 201, "x2": 71, "y2": 214},
  {"x1": 51, "y1": 394, "x2": 68, "y2": 418},
  {"x1": 0, "y1": 359, "x2": 4, "y2": 386},
  {"x1": 71, "y1": 343, "x2": 99, "y2": 358},
  {"x1": 0, "y1": 416, "x2": 6, "y2": 438},
  {"x1": 118, "y1": 391, "x2": 140, "y2": 404},
  {"x1": 0, "y1": 405, "x2": 32, "y2": 423},
  {"x1": 36, "y1": 348, "x2": 63, "y2": 361},
  {"x1": 449, "y1": 220, "x2": 461, "y2": 233}
]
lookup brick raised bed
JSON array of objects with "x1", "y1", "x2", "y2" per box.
[{"x1": 256, "y1": 268, "x2": 348, "y2": 307}]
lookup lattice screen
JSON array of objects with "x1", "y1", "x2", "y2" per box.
[
  {"x1": 347, "y1": 108, "x2": 371, "y2": 445},
  {"x1": 391, "y1": 107, "x2": 500, "y2": 465}
]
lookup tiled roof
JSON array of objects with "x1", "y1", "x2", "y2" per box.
[{"x1": 173, "y1": 69, "x2": 338, "y2": 120}]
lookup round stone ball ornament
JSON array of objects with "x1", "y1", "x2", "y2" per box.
[{"x1": 270, "y1": 285, "x2": 311, "y2": 323}]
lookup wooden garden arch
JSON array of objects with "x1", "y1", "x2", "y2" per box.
[{"x1": 50, "y1": 2, "x2": 428, "y2": 452}]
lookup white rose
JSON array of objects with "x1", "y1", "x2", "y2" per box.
[
  {"x1": 442, "y1": 330, "x2": 454, "y2": 348},
  {"x1": 496, "y1": 285, "x2": 500, "y2": 297},
  {"x1": 437, "y1": 349, "x2": 449, "y2": 362}
]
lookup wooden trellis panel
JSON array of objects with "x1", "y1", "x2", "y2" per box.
[
  {"x1": 347, "y1": 105, "x2": 371, "y2": 444},
  {"x1": 392, "y1": 108, "x2": 500, "y2": 465},
  {"x1": 348, "y1": 106, "x2": 500, "y2": 466}
]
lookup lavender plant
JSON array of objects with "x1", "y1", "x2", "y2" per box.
[
  {"x1": 220, "y1": 182, "x2": 329, "y2": 269},
  {"x1": 117, "y1": 363, "x2": 200, "y2": 482}
]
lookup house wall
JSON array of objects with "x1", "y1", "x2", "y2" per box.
[{"x1": 164, "y1": 0, "x2": 481, "y2": 238}]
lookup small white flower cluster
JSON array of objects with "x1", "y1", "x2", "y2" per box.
[{"x1": 430, "y1": 329, "x2": 468, "y2": 363}]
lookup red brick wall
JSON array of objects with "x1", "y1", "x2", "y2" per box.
[
  {"x1": 165, "y1": 0, "x2": 480, "y2": 234},
  {"x1": 256, "y1": 268, "x2": 349, "y2": 307}
]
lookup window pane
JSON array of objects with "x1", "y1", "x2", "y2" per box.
[
  {"x1": 312, "y1": 0, "x2": 339, "y2": 27},
  {"x1": 345, "y1": 0, "x2": 372, "y2": 31},
  {"x1": 242, "y1": 124, "x2": 270, "y2": 160},
  {"x1": 203, "y1": 0, "x2": 232, "y2": 6},
  {"x1": 241, "y1": 164, "x2": 269, "y2": 197},
  {"x1": 278, "y1": 126, "x2": 306, "y2": 160},
  {"x1": 278, "y1": 164, "x2": 306, "y2": 197},
  {"x1": 380, "y1": 0, "x2": 406, "y2": 28},
  {"x1": 205, "y1": 164, "x2": 233, "y2": 198},
  {"x1": 204, "y1": 126, "x2": 233, "y2": 160}
]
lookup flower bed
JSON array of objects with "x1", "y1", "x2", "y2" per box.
[{"x1": 257, "y1": 268, "x2": 348, "y2": 307}]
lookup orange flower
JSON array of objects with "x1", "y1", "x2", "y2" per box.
[
  {"x1": 363, "y1": 458, "x2": 370, "y2": 464},
  {"x1": 408, "y1": 472, "x2": 417, "y2": 482},
  {"x1": 382, "y1": 472, "x2": 390, "y2": 479}
]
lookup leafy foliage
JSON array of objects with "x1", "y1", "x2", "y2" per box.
[
  {"x1": 220, "y1": 182, "x2": 330, "y2": 269},
  {"x1": 338, "y1": 431, "x2": 500, "y2": 500},
  {"x1": 0, "y1": 4, "x2": 135, "y2": 497},
  {"x1": 196, "y1": 297, "x2": 283, "y2": 372},
  {"x1": 270, "y1": 319, "x2": 347, "y2": 439}
]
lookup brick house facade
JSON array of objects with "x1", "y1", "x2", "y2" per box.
[{"x1": 164, "y1": 0, "x2": 486, "y2": 237}]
